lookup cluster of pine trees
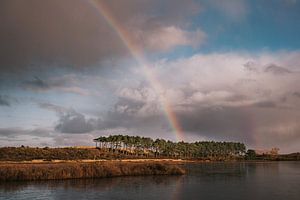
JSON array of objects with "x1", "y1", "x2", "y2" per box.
[{"x1": 93, "y1": 135, "x2": 246, "y2": 159}]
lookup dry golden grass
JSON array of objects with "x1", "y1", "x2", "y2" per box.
[{"x1": 0, "y1": 161, "x2": 185, "y2": 181}]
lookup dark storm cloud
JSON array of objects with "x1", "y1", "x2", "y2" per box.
[
  {"x1": 96, "y1": 97, "x2": 166, "y2": 130},
  {"x1": 55, "y1": 112, "x2": 94, "y2": 134},
  {"x1": 177, "y1": 107, "x2": 254, "y2": 143},
  {"x1": 90, "y1": 96, "x2": 261, "y2": 144},
  {"x1": 93, "y1": 92, "x2": 257, "y2": 142},
  {"x1": 244, "y1": 62, "x2": 294, "y2": 75},
  {"x1": 293, "y1": 92, "x2": 300, "y2": 98},
  {"x1": 23, "y1": 76, "x2": 66, "y2": 91},
  {"x1": 1, "y1": 128, "x2": 22, "y2": 137},
  {"x1": 39, "y1": 98, "x2": 168, "y2": 135},
  {"x1": 0, "y1": 0, "x2": 202, "y2": 73},
  {"x1": 0, "y1": 127, "x2": 51, "y2": 138},
  {"x1": 55, "y1": 111, "x2": 95, "y2": 134},
  {"x1": 243, "y1": 61, "x2": 259, "y2": 73},
  {"x1": 51, "y1": 98, "x2": 162, "y2": 134},
  {"x1": 38, "y1": 102, "x2": 95, "y2": 134},
  {"x1": 264, "y1": 64, "x2": 291, "y2": 75},
  {"x1": 0, "y1": 0, "x2": 127, "y2": 72},
  {"x1": 252, "y1": 101, "x2": 277, "y2": 108},
  {"x1": 0, "y1": 95, "x2": 10, "y2": 106},
  {"x1": 24, "y1": 77, "x2": 50, "y2": 90}
]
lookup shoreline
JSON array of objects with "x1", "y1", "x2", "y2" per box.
[
  {"x1": 1, "y1": 159, "x2": 299, "y2": 182},
  {"x1": 1, "y1": 158, "x2": 299, "y2": 165},
  {"x1": 0, "y1": 158, "x2": 200, "y2": 166}
]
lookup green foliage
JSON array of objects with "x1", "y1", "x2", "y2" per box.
[
  {"x1": 245, "y1": 149, "x2": 256, "y2": 160},
  {"x1": 94, "y1": 135, "x2": 246, "y2": 160}
]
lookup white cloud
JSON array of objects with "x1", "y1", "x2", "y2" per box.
[{"x1": 137, "y1": 26, "x2": 206, "y2": 52}]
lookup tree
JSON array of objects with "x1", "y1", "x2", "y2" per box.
[
  {"x1": 93, "y1": 134, "x2": 247, "y2": 159},
  {"x1": 246, "y1": 149, "x2": 256, "y2": 160}
]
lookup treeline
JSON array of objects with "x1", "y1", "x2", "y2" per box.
[{"x1": 94, "y1": 135, "x2": 246, "y2": 159}]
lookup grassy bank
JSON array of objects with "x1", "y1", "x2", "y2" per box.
[
  {"x1": 0, "y1": 161, "x2": 185, "y2": 181},
  {"x1": 0, "y1": 147, "x2": 124, "y2": 161},
  {"x1": 0, "y1": 147, "x2": 244, "y2": 161}
]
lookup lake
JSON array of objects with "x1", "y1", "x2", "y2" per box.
[{"x1": 1, "y1": 162, "x2": 299, "y2": 200}]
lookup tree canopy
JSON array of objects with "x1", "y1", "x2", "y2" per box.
[{"x1": 93, "y1": 135, "x2": 246, "y2": 159}]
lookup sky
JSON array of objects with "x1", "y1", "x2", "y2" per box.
[{"x1": 1, "y1": 0, "x2": 300, "y2": 153}]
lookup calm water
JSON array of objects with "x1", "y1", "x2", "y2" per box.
[{"x1": 1, "y1": 162, "x2": 300, "y2": 200}]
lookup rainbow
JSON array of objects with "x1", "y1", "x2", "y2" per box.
[{"x1": 88, "y1": 0, "x2": 184, "y2": 141}]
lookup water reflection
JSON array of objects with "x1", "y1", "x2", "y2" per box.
[
  {"x1": 1, "y1": 162, "x2": 300, "y2": 200},
  {"x1": 185, "y1": 162, "x2": 248, "y2": 179},
  {"x1": 0, "y1": 175, "x2": 185, "y2": 200}
]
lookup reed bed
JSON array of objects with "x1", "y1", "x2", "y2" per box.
[{"x1": 0, "y1": 161, "x2": 185, "y2": 181}]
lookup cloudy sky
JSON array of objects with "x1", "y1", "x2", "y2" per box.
[{"x1": 1, "y1": 0, "x2": 300, "y2": 153}]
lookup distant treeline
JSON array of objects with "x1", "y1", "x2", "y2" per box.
[
  {"x1": 245, "y1": 150, "x2": 300, "y2": 161},
  {"x1": 94, "y1": 135, "x2": 246, "y2": 159}
]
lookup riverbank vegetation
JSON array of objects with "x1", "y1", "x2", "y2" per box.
[{"x1": 0, "y1": 161, "x2": 185, "y2": 181}]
